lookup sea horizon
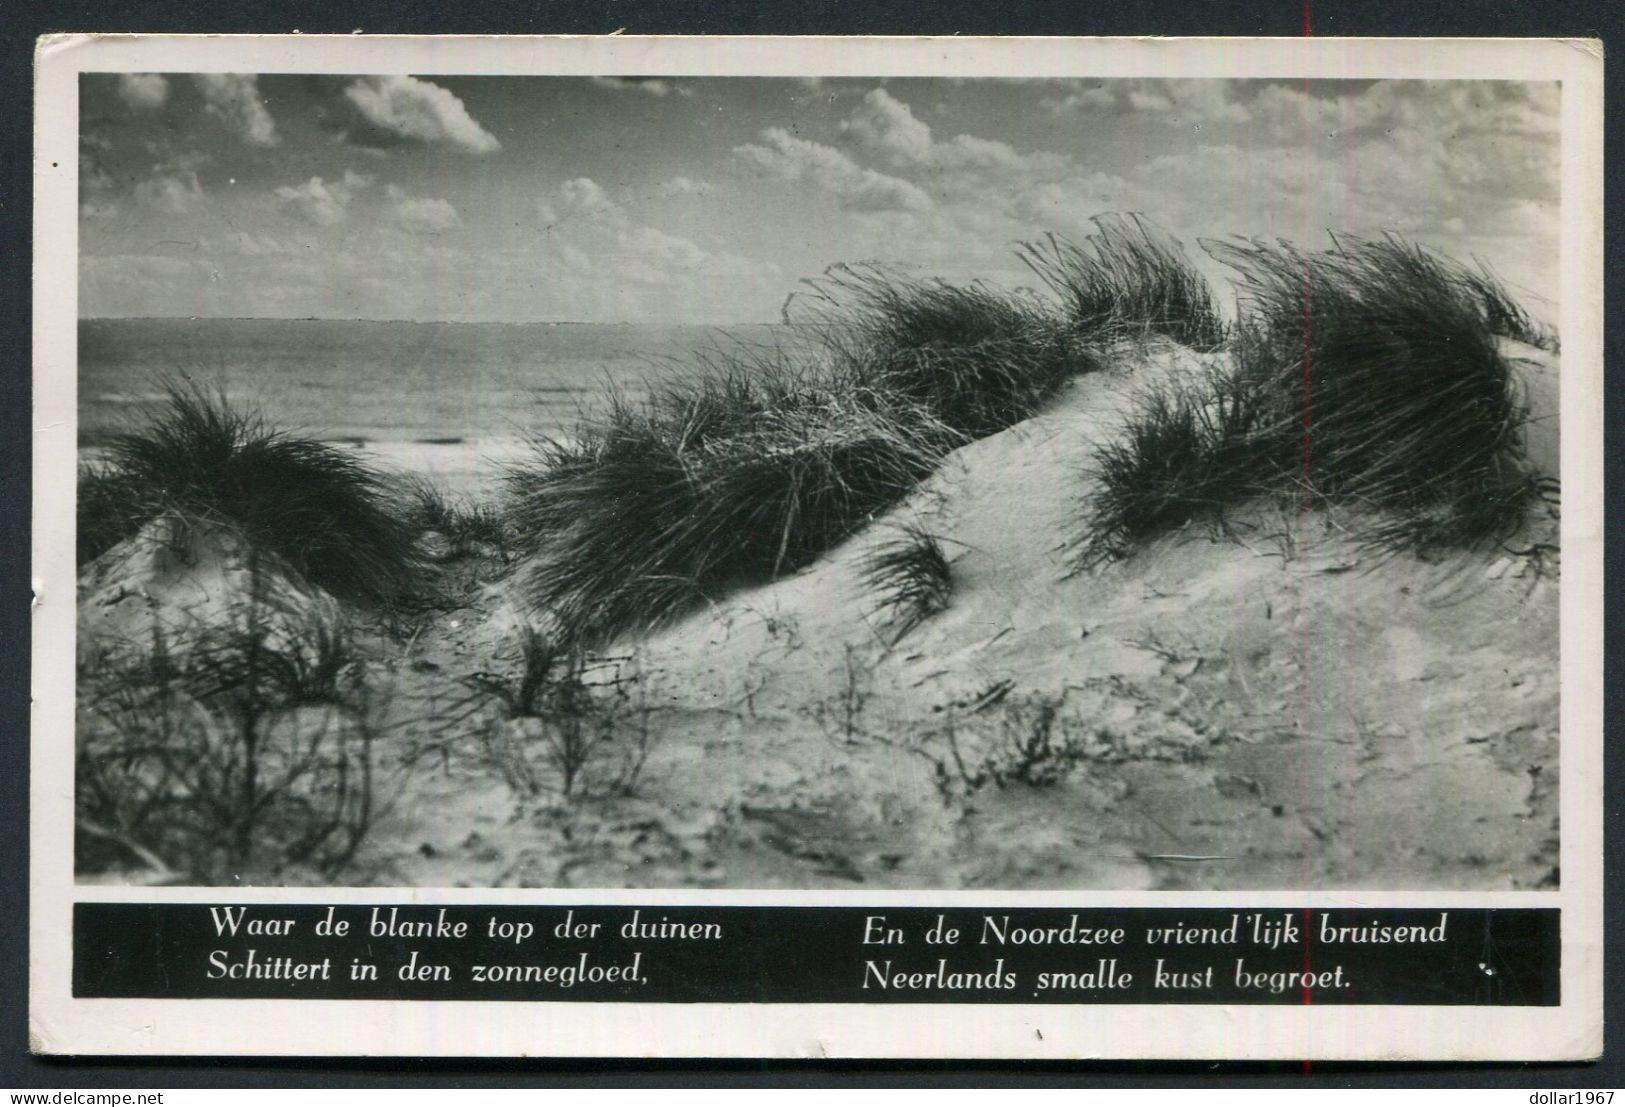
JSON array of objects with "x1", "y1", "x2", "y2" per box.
[
  {"x1": 78, "y1": 316, "x2": 805, "y2": 497},
  {"x1": 77, "y1": 314, "x2": 788, "y2": 327}
]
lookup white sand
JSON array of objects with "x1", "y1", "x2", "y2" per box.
[
  {"x1": 343, "y1": 438, "x2": 536, "y2": 500},
  {"x1": 374, "y1": 339, "x2": 1559, "y2": 890},
  {"x1": 76, "y1": 339, "x2": 1562, "y2": 889}
]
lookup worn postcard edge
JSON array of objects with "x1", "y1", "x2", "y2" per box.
[{"x1": 29, "y1": 33, "x2": 1605, "y2": 1061}]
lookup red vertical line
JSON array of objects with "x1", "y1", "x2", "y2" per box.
[
  {"x1": 1298, "y1": 79, "x2": 1318, "y2": 943},
  {"x1": 1300, "y1": 28, "x2": 1316, "y2": 509},
  {"x1": 1302, "y1": 908, "x2": 1314, "y2": 1003},
  {"x1": 1298, "y1": 17, "x2": 1318, "y2": 903},
  {"x1": 1301, "y1": 256, "x2": 1314, "y2": 510},
  {"x1": 1302, "y1": 907, "x2": 1315, "y2": 1075},
  {"x1": 1301, "y1": 907, "x2": 1315, "y2": 1075},
  {"x1": 1301, "y1": 4, "x2": 1315, "y2": 1079}
]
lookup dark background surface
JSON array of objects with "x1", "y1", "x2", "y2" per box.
[
  {"x1": 1, "y1": 0, "x2": 1620, "y2": 1087},
  {"x1": 71, "y1": 904, "x2": 1562, "y2": 1006}
]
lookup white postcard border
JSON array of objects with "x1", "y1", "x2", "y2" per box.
[{"x1": 30, "y1": 33, "x2": 1605, "y2": 1060}]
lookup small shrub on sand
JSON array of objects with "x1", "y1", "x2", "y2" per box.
[
  {"x1": 808, "y1": 642, "x2": 874, "y2": 745},
  {"x1": 464, "y1": 624, "x2": 560, "y2": 720},
  {"x1": 185, "y1": 584, "x2": 365, "y2": 707},
  {"x1": 922, "y1": 694, "x2": 1092, "y2": 797},
  {"x1": 407, "y1": 477, "x2": 510, "y2": 562},
  {"x1": 1019, "y1": 214, "x2": 1226, "y2": 350},
  {"x1": 75, "y1": 574, "x2": 383, "y2": 882},
  {"x1": 466, "y1": 628, "x2": 654, "y2": 798},
  {"x1": 506, "y1": 355, "x2": 948, "y2": 644},
  {"x1": 1078, "y1": 234, "x2": 1543, "y2": 564},
  {"x1": 862, "y1": 523, "x2": 953, "y2": 643},
  {"x1": 789, "y1": 265, "x2": 1093, "y2": 439},
  {"x1": 78, "y1": 384, "x2": 421, "y2": 604}
]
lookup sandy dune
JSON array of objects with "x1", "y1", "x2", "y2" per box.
[{"x1": 346, "y1": 339, "x2": 1558, "y2": 891}]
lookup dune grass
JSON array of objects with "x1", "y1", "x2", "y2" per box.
[
  {"x1": 502, "y1": 225, "x2": 1229, "y2": 642},
  {"x1": 1019, "y1": 214, "x2": 1227, "y2": 351},
  {"x1": 1076, "y1": 234, "x2": 1544, "y2": 566},
  {"x1": 862, "y1": 522, "x2": 954, "y2": 643},
  {"x1": 508, "y1": 256, "x2": 1130, "y2": 644},
  {"x1": 78, "y1": 384, "x2": 421, "y2": 604},
  {"x1": 506, "y1": 224, "x2": 1541, "y2": 640},
  {"x1": 789, "y1": 265, "x2": 1094, "y2": 439},
  {"x1": 505, "y1": 354, "x2": 951, "y2": 644}
]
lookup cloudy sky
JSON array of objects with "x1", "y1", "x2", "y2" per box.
[{"x1": 78, "y1": 74, "x2": 1559, "y2": 324}]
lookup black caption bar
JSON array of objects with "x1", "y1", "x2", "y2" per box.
[{"x1": 73, "y1": 904, "x2": 1558, "y2": 1005}]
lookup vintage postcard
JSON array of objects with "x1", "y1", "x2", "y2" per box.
[{"x1": 30, "y1": 34, "x2": 1603, "y2": 1059}]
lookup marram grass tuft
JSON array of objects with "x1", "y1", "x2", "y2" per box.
[
  {"x1": 1076, "y1": 233, "x2": 1546, "y2": 566},
  {"x1": 78, "y1": 383, "x2": 422, "y2": 604}
]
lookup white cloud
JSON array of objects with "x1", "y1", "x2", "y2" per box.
[
  {"x1": 386, "y1": 183, "x2": 462, "y2": 234},
  {"x1": 273, "y1": 171, "x2": 374, "y2": 225},
  {"x1": 202, "y1": 231, "x2": 297, "y2": 256},
  {"x1": 148, "y1": 146, "x2": 210, "y2": 174},
  {"x1": 538, "y1": 176, "x2": 778, "y2": 294},
  {"x1": 116, "y1": 73, "x2": 169, "y2": 111},
  {"x1": 811, "y1": 88, "x2": 1133, "y2": 264},
  {"x1": 79, "y1": 135, "x2": 112, "y2": 193},
  {"x1": 556, "y1": 177, "x2": 625, "y2": 223},
  {"x1": 837, "y1": 88, "x2": 1062, "y2": 185},
  {"x1": 552, "y1": 240, "x2": 593, "y2": 275},
  {"x1": 1246, "y1": 81, "x2": 1559, "y2": 201},
  {"x1": 590, "y1": 76, "x2": 690, "y2": 98},
  {"x1": 1247, "y1": 80, "x2": 1558, "y2": 142},
  {"x1": 343, "y1": 76, "x2": 500, "y2": 155},
  {"x1": 79, "y1": 78, "x2": 1558, "y2": 326},
  {"x1": 734, "y1": 127, "x2": 933, "y2": 213},
  {"x1": 819, "y1": 80, "x2": 1558, "y2": 304},
  {"x1": 1040, "y1": 83, "x2": 1115, "y2": 114},
  {"x1": 1040, "y1": 79, "x2": 1251, "y2": 126},
  {"x1": 191, "y1": 74, "x2": 278, "y2": 147},
  {"x1": 1129, "y1": 88, "x2": 1556, "y2": 245},
  {"x1": 604, "y1": 230, "x2": 703, "y2": 285},
  {"x1": 935, "y1": 133, "x2": 1033, "y2": 173},
  {"x1": 1496, "y1": 198, "x2": 1559, "y2": 241},
  {"x1": 600, "y1": 224, "x2": 779, "y2": 291},
  {"x1": 657, "y1": 176, "x2": 713, "y2": 198},
  {"x1": 1115, "y1": 91, "x2": 1559, "y2": 301},
  {"x1": 840, "y1": 88, "x2": 933, "y2": 163},
  {"x1": 135, "y1": 172, "x2": 205, "y2": 213},
  {"x1": 1010, "y1": 173, "x2": 1135, "y2": 237}
]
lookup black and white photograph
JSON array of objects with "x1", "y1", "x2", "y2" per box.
[
  {"x1": 69, "y1": 66, "x2": 1565, "y2": 891},
  {"x1": 29, "y1": 33, "x2": 1604, "y2": 1061}
]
